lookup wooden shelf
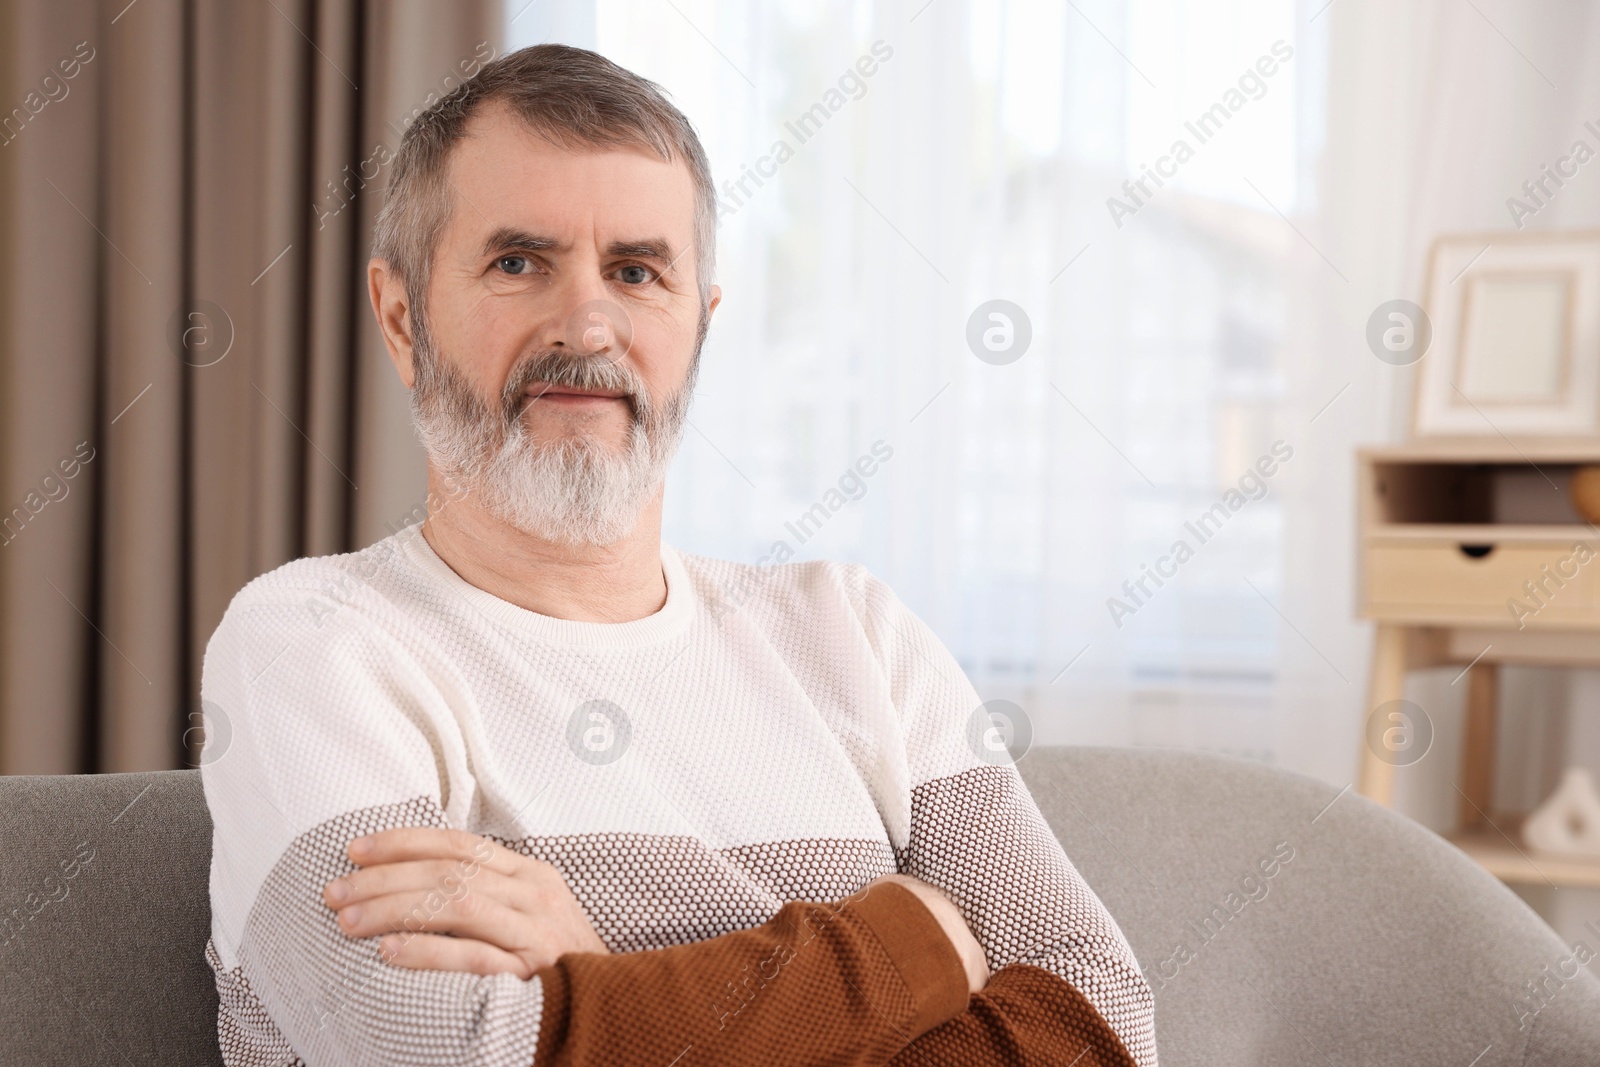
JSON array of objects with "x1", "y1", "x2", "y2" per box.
[
  {"x1": 1448, "y1": 819, "x2": 1600, "y2": 889},
  {"x1": 1372, "y1": 523, "x2": 1599, "y2": 543},
  {"x1": 1357, "y1": 446, "x2": 1600, "y2": 897},
  {"x1": 1361, "y1": 439, "x2": 1600, "y2": 463}
]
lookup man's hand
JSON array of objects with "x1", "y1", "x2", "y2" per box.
[
  {"x1": 322, "y1": 827, "x2": 609, "y2": 979},
  {"x1": 869, "y1": 873, "x2": 990, "y2": 994}
]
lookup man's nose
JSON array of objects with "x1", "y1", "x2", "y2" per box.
[{"x1": 548, "y1": 273, "x2": 634, "y2": 365}]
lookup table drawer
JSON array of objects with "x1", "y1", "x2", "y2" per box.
[{"x1": 1366, "y1": 540, "x2": 1598, "y2": 622}]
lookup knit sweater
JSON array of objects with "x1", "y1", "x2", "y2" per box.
[{"x1": 200, "y1": 522, "x2": 1156, "y2": 1066}]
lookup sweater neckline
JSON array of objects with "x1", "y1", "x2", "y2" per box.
[{"x1": 396, "y1": 521, "x2": 695, "y2": 649}]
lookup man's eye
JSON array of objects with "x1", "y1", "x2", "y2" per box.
[
  {"x1": 617, "y1": 264, "x2": 654, "y2": 285},
  {"x1": 497, "y1": 255, "x2": 531, "y2": 275}
]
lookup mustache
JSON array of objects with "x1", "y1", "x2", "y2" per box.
[{"x1": 501, "y1": 348, "x2": 647, "y2": 424}]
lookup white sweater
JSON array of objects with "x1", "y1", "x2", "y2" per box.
[{"x1": 200, "y1": 522, "x2": 1154, "y2": 1065}]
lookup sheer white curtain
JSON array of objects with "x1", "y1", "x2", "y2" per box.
[{"x1": 507, "y1": 0, "x2": 1364, "y2": 769}]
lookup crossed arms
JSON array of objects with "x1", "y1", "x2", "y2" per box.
[
  {"x1": 207, "y1": 763, "x2": 1148, "y2": 1067},
  {"x1": 310, "y1": 822, "x2": 1133, "y2": 1066}
]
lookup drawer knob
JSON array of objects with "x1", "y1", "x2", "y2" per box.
[{"x1": 1458, "y1": 543, "x2": 1495, "y2": 560}]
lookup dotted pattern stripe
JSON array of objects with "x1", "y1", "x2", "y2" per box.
[
  {"x1": 497, "y1": 834, "x2": 898, "y2": 952},
  {"x1": 898, "y1": 766, "x2": 1158, "y2": 1067},
  {"x1": 207, "y1": 939, "x2": 304, "y2": 1067}
]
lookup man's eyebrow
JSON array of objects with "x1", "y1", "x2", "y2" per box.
[
  {"x1": 607, "y1": 238, "x2": 676, "y2": 264},
  {"x1": 480, "y1": 228, "x2": 562, "y2": 257}
]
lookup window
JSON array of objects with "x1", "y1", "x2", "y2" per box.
[{"x1": 507, "y1": 0, "x2": 1327, "y2": 761}]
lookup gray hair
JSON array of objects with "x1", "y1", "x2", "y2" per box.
[{"x1": 371, "y1": 43, "x2": 717, "y2": 339}]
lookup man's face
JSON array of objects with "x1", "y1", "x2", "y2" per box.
[
  {"x1": 430, "y1": 100, "x2": 706, "y2": 447},
  {"x1": 400, "y1": 100, "x2": 718, "y2": 544}
]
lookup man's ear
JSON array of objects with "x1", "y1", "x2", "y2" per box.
[
  {"x1": 706, "y1": 283, "x2": 722, "y2": 322},
  {"x1": 368, "y1": 257, "x2": 417, "y2": 389}
]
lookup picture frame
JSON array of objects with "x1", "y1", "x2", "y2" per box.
[{"x1": 1413, "y1": 231, "x2": 1600, "y2": 437}]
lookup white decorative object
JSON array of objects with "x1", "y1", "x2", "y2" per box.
[
  {"x1": 1415, "y1": 232, "x2": 1600, "y2": 437},
  {"x1": 1523, "y1": 766, "x2": 1600, "y2": 858}
]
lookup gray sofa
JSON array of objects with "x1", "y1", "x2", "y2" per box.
[{"x1": 2, "y1": 746, "x2": 1597, "y2": 1065}]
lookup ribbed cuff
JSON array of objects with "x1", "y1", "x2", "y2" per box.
[{"x1": 846, "y1": 880, "x2": 972, "y2": 1039}]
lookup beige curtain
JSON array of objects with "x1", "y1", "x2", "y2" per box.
[{"x1": 0, "y1": 0, "x2": 499, "y2": 774}]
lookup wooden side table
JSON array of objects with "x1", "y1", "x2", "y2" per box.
[{"x1": 1358, "y1": 440, "x2": 1600, "y2": 890}]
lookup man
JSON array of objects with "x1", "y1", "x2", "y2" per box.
[{"x1": 201, "y1": 43, "x2": 1155, "y2": 1067}]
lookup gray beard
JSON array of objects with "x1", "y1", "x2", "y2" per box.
[{"x1": 408, "y1": 326, "x2": 696, "y2": 547}]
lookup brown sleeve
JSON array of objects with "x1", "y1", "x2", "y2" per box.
[
  {"x1": 885, "y1": 964, "x2": 1139, "y2": 1067},
  {"x1": 531, "y1": 879, "x2": 970, "y2": 1067}
]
